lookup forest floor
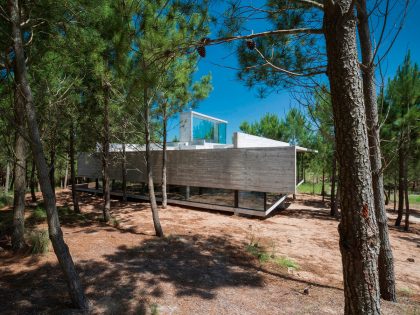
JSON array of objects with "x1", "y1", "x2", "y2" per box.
[{"x1": 0, "y1": 190, "x2": 419, "y2": 315}]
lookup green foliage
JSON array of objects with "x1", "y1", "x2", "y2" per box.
[
  {"x1": 273, "y1": 256, "x2": 299, "y2": 270},
  {"x1": 239, "y1": 108, "x2": 313, "y2": 146},
  {"x1": 381, "y1": 51, "x2": 420, "y2": 187},
  {"x1": 245, "y1": 243, "x2": 270, "y2": 263},
  {"x1": 150, "y1": 303, "x2": 159, "y2": 315},
  {"x1": 298, "y1": 181, "x2": 331, "y2": 195},
  {"x1": 32, "y1": 204, "x2": 48, "y2": 222},
  {"x1": 398, "y1": 286, "x2": 413, "y2": 297},
  {"x1": 0, "y1": 195, "x2": 13, "y2": 208},
  {"x1": 28, "y1": 229, "x2": 50, "y2": 254}
]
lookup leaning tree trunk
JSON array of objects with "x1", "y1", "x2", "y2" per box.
[
  {"x1": 11, "y1": 83, "x2": 27, "y2": 251},
  {"x1": 396, "y1": 143, "x2": 404, "y2": 226},
  {"x1": 324, "y1": 1, "x2": 381, "y2": 313},
  {"x1": 330, "y1": 149, "x2": 337, "y2": 216},
  {"x1": 102, "y1": 82, "x2": 111, "y2": 222},
  {"x1": 30, "y1": 159, "x2": 37, "y2": 202},
  {"x1": 70, "y1": 121, "x2": 80, "y2": 213},
  {"x1": 8, "y1": 0, "x2": 88, "y2": 309},
  {"x1": 161, "y1": 104, "x2": 168, "y2": 209},
  {"x1": 144, "y1": 85, "x2": 163, "y2": 237},
  {"x1": 357, "y1": 0, "x2": 396, "y2": 301}
]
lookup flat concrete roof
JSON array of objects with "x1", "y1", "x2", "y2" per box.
[{"x1": 191, "y1": 111, "x2": 228, "y2": 124}]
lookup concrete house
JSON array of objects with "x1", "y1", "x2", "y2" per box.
[{"x1": 77, "y1": 111, "x2": 311, "y2": 217}]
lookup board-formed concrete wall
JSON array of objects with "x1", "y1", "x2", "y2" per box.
[{"x1": 78, "y1": 146, "x2": 296, "y2": 193}]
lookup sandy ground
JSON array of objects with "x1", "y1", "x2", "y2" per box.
[{"x1": 0, "y1": 190, "x2": 419, "y2": 315}]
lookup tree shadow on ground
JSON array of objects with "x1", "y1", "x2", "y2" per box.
[
  {"x1": 278, "y1": 207, "x2": 339, "y2": 222},
  {"x1": 0, "y1": 234, "x2": 265, "y2": 314}
]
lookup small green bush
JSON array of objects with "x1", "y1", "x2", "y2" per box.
[
  {"x1": 28, "y1": 229, "x2": 50, "y2": 254},
  {"x1": 150, "y1": 304, "x2": 159, "y2": 315},
  {"x1": 246, "y1": 243, "x2": 270, "y2": 263},
  {"x1": 246, "y1": 242, "x2": 299, "y2": 269},
  {"x1": 274, "y1": 256, "x2": 299, "y2": 270},
  {"x1": 32, "y1": 204, "x2": 47, "y2": 222},
  {"x1": 399, "y1": 286, "x2": 413, "y2": 297},
  {"x1": 110, "y1": 217, "x2": 120, "y2": 227},
  {"x1": 0, "y1": 195, "x2": 13, "y2": 208}
]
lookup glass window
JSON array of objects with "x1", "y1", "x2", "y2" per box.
[
  {"x1": 192, "y1": 116, "x2": 227, "y2": 144},
  {"x1": 193, "y1": 117, "x2": 215, "y2": 142},
  {"x1": 218, "y1": 123, "x2": 227, "y2": 144}
]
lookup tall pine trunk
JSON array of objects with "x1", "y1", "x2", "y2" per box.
[
  {"x1": 144, "y1": 85, "x2": 163, "y2": 237},
  {"x1": 102, "y1": 82, "x2": 111, "y2": 222},
  {"x1": 11, "y1": 83, "x2": 27, "y2": 251},
  {"x1": 122, "y1": 142, "x2": 127, "y2": 202},
  {"x1": 357, "y1": 0, "x2": 396, "y2": 301},
  {"x1": 396, "y1": 144, "x2": 404, "y2": 226},
  {"x1": 324, "y1": 1, "x2": 380, "y2": 313},
  {"x1": 8, "y1": 0, "x2": 88, "y2": 308},
  {"x1": 30, "y1": 159, "x2": 37, "y2": 202},
  {"x1": 70, "y1": 121, "x2": 80, "y2": 213},
  {"x1": 161, "y1": 104, "x2": 168, "y2": 209}
]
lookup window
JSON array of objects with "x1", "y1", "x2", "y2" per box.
[{"x1": 192, "y1": 115, "x2": 227, "y2": 144}]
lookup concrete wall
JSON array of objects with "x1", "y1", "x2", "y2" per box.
[
  {"x1": 233, "y1": 132, "x2": 290, "y2": 148},
  {"x1": 179, "y1": 112, "x2": 192, "y2": 142},
  {"x1": 78, "y1": 146, "x2": 297, "y2": 194}
]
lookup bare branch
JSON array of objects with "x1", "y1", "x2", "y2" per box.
[
  {"x1": 295, "y1": 0, "x2": 324, "y2": 10},
  {"x1": 204, "y1": 28, "x2": 324, "y2": 46},
  {"x1": 254, "y1": 47, "x2": 326, "y2": 77}
]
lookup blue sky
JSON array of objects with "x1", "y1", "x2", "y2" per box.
[{"x1": 167, "y1": 1, "x2": 420, "y2": 143}]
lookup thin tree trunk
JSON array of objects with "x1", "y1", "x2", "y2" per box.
[
  {"x1": 396, "y1": 144, "x2": 404, "y2": 226},
  {"x1": 102, "y1": 82, "x2": 111, "y2": 222},
  {"x1": 357, "y1": 0, "x2": 396, "y2": 301},
  {"x1": 330, "y1": 149, "x2": 337, "y2": 216},
  {"x1": 70, "y1": 121, "x2": 80, "y2": 213},
  {"x1": 9, "y1": 0, "x2": 88, "y2": 308},
  {"x1": 393, "y1": 170, "x2": 397, "y2": 212},
  {"x1": 122, "y1": 142, "x2": 127, "y2": 202},
  {"x1": 11, "y1": 83, "x2": 27, "y2": 251},
  {"x1": 334, "y1": 181, "x2": 340, "y2": 214},
  {"x1": 384, "y1": 186, "x2": 390, "y2": 205},
  {"x1": 144, "y1": 84, "x2": 163, "y2": 237},
  {"x1": 4, "y1": 162, "x2": 10, "y2": 195},
  {"x1": 321, "y1": 166, "x2": 325, "y2": 202},
  {"x1": 30, "y1": 159, "x2": 37, "y2": 202},
  {"x1": 161, "y1": 104, "x2": 168, "y2": 209},
  {"x1": 324, "y1": 1, "x2": 381, "y2": 313},
  {"x1": 64, "y1": 156, "x2": 69, "y2": 188},
  {"x1": 404, "y1": 156, "x2": 410, "y2": 231},
  {"x1": 312, "y1": 173, "x2": 315, "y2": 195}
]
